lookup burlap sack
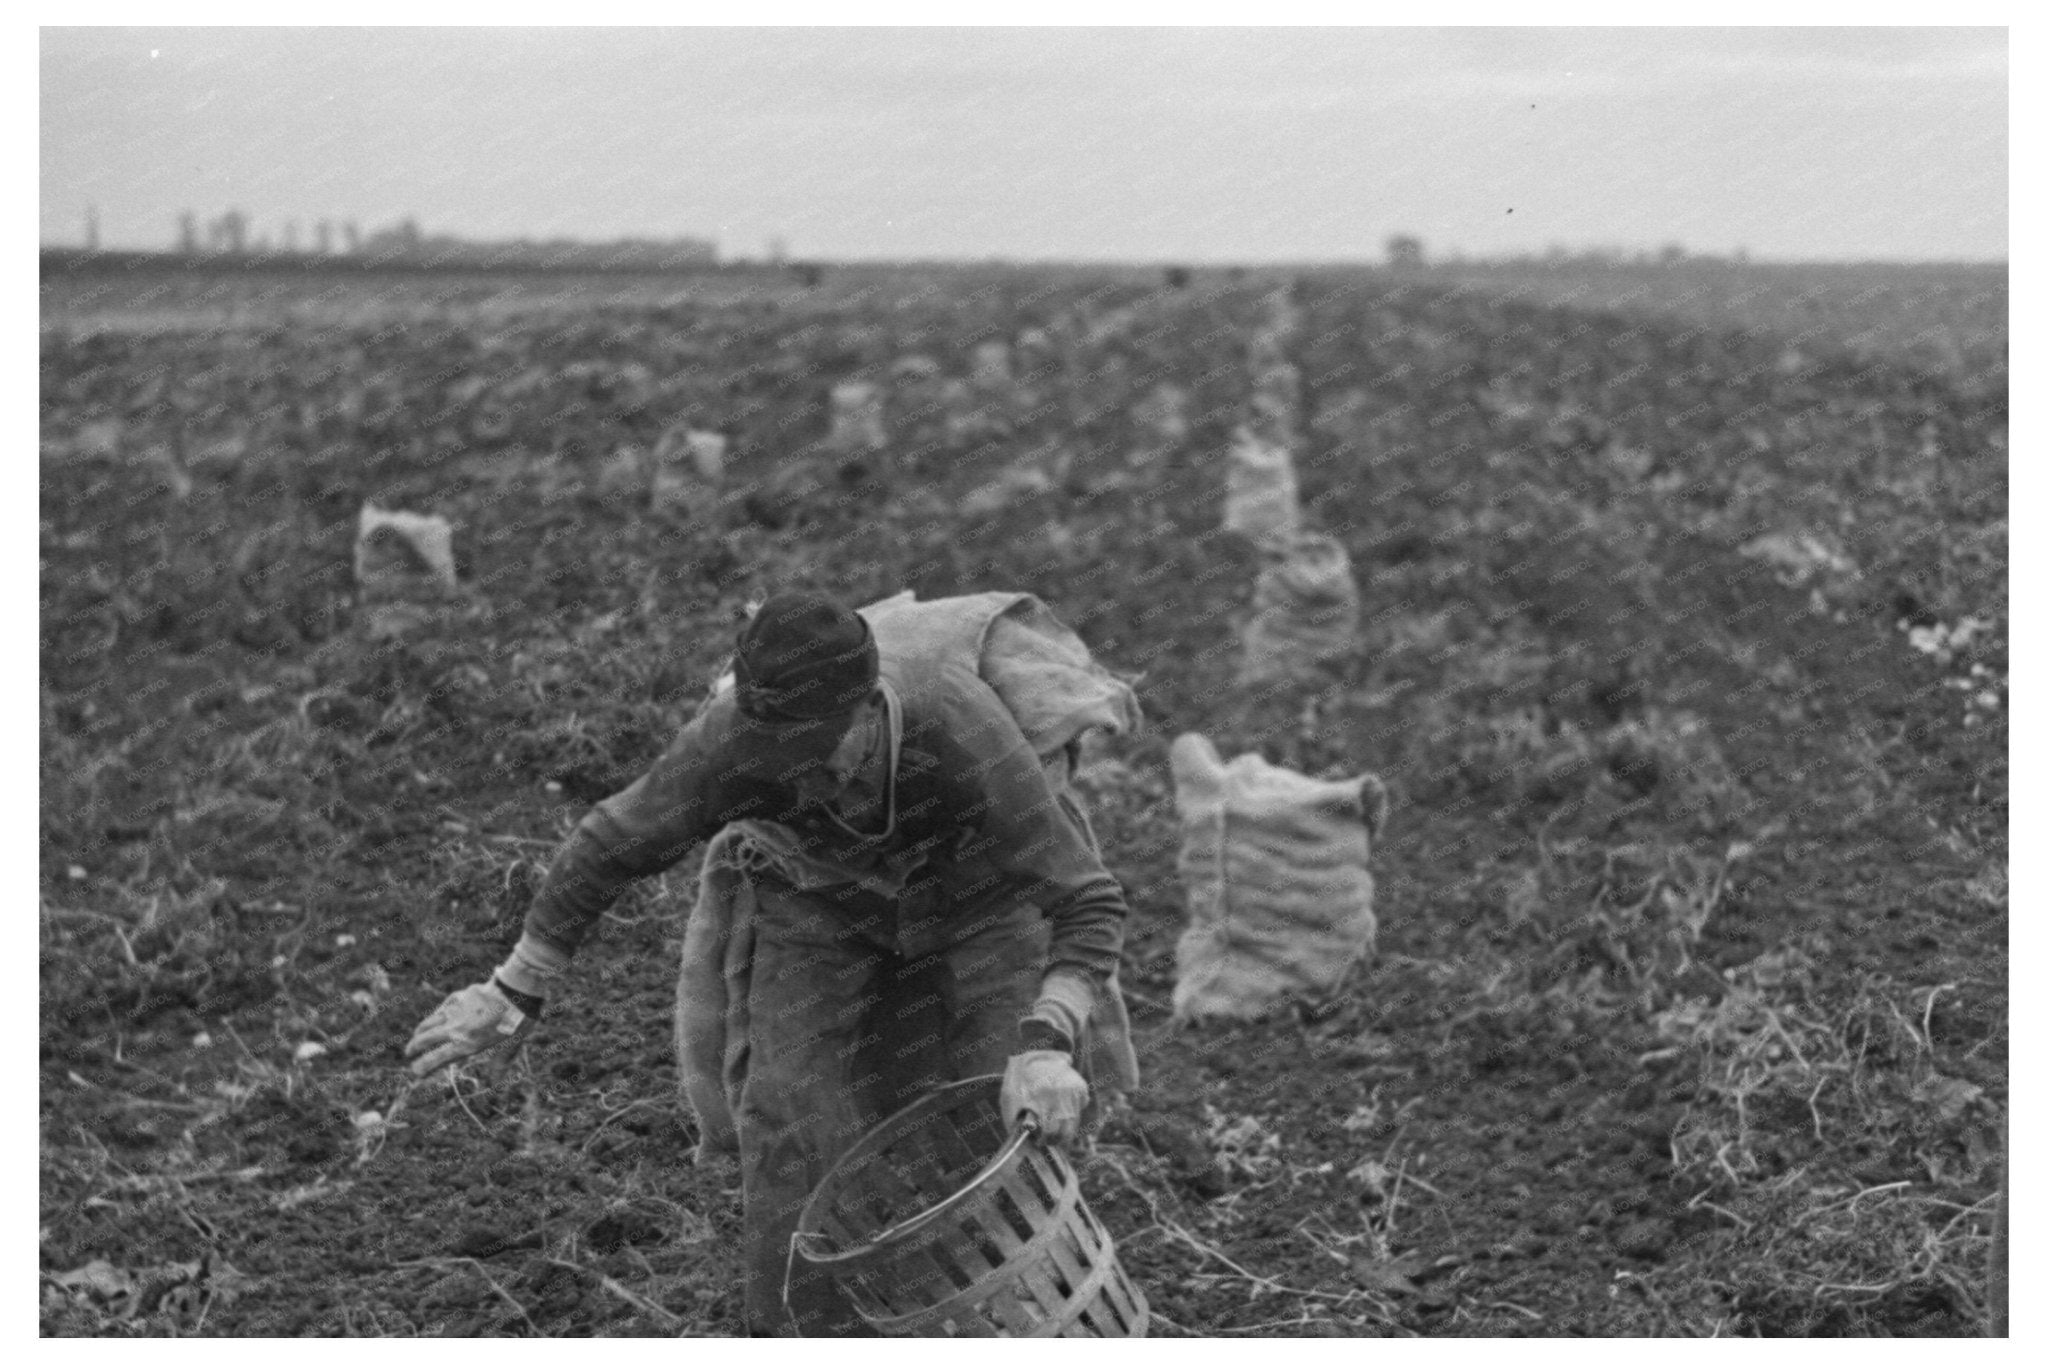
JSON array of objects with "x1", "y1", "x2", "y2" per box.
[
  {"x1": 1238, "y1": 532, "x2": 1360, "y2": 685},
  {"x1": 974, "y1": 338, "x2": 1038, "y2": 419},
  {"x1": 1249, "y1": 362, "x2": 1302, "y2": 446},
  {"x1": 1013, "y1": 327, "x2": 1058, "y2": 382},
  {"x1": 1257, "y1": 287, "x2": 1302, "y2": 341},
  {"x1": 1132, "y1": 383, "x2": 1191, "y2": 463},
  {"x1": 971, "y1": 339, "x2": 1014, "y2": 392},
  {"x1": 1222, "y1": 425, "x2": 1301, "y2": 552},
  {"x1": 827, "y1": 381, "x2": 887, "y2": 454},
  {"x1": 1169, "y1": 732, "x2": 1389, "y2": 1023},
  {"x1": 885, "y1": 357, "x2": 947, "y2": 439},
  {"x1": 959, "y1": 461, "x2": 1054, "y2": 516},
  {"x1": 684, "y1": 428, "x2": 728, "y2": 481},
  {"x1": 942, "y1": 377, "x2": 1008, "y2": 446},
  {"x1": 890, "y1": 354, "x2": 942, "y2": 382},
  {"x1": 1082, "y1": 306, "x2": 1138, "y2": 348},
  {"x1": 649, "y1": 426, "x2": 727, "y2": 511},
  {"x1": 1248, "y1": 328, "x2": 1288, "y2": 374},
  {"x1": 353, "y1": 503, "x2": 458, "y2": 638}
]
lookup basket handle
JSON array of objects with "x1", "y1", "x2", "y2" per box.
[{"x1": 876, "y1": 1116, "x2": 1042, "y2": 1245}]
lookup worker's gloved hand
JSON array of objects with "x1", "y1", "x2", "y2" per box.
[
  {"x1": 405, "y1": 980, "x2": 533, "y2": 1077},
  {"x1": 1002, "y1": 1050, "x2": 1089, "y2": 1145}
]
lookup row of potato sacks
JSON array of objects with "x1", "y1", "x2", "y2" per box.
[
  {"x1": 343, "y1": 306, "x2": 1160, "y2": 634},
  {"x1": 1220, "y1": 298, "x2": 1360, "y2": 688},
  {"x1": 600, "y1": 298, "x2": 1167, "y2": 519},
  {"x1": 830, "y1": 326, "x2": 1072, "y2": 456},
  {"x1": 832, "y1": 297, "x2": 1166, "y2": 460},
  {"x1": 1173, "y1": 288, "x2": 1382, "y2": 1024},
  {"x1": 588, "y1": 350, "x2": 1019, "y2": 514}
]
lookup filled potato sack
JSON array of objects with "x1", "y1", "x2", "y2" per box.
[{"x1": 1169, "y1": 732, "x2": 1389, "y2": 1023}]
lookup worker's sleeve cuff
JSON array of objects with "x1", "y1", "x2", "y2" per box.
[
  {"x1": 495, "y1": 932, "x2": 571, "y2": 999},
  {"x1": 492, "y1": 975, "x2": 545, "y2": 1020},
  {"x1": 1017, "y1": 1018, "x2": 1074, "y2": 1056},
  {"x1": 1028, "y1": 968, "x2": 1095, "y2": 1047}
]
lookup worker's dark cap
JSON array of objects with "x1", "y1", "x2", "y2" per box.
[{"x1": 732, "y1": 592, "x2": 879, "y2": 725}]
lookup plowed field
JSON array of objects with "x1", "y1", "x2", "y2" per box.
[{"x1": 40, "y1": 257, "x2": 2006, "y2": 1336}]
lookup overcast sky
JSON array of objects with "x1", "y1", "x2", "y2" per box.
[{"x1": 40, "y1": 26, "x2": 2007, "y2": 263}]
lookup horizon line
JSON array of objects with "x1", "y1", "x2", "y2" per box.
[{"x1": 36, "y1": 244, "x2": 2012, "y2": 271}]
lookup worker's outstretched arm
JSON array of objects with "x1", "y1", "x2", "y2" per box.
[{"x1": 407, "y1": 712, "x2": 733, "y2": 1077}]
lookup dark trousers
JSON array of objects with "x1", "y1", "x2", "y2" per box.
[{"x1": 737, "y1": 868, "x2": 1045, "y2": 1337}]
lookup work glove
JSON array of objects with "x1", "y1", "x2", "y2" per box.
[
  {"x1": 405, "y1": 932, "x2": 568, "y2": 1077},
  {"x1": 405, "y1": 980, "x2": 533, "y2": 1077},
  {"x1": 1002, "y1": 1050, "x2": 1089, "y2": 1146}
]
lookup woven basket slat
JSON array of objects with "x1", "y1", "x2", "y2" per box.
[
  {"x1": 859, "y1": 1170, "x2": 1082, "y2": 1334},
  {"x1": 794, "y1": 1075, "x2": 1146, "y2": 1337},
  {"x1": 1045, "y1": 1245, "x2": 1122, "y2": 1337}
]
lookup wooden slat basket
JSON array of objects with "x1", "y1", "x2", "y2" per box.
[{"x1": 793, "y1": 1074, "x2": 1148, "y2": 1337}]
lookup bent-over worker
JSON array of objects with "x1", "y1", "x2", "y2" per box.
[{"x1": 406, "y1": 591, "x2": 1137, "y2": 1335}]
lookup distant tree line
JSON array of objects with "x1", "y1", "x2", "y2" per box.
[
  {"x1": 167, "y1": 209, "x2": 716, "y2": 267},
  {"x1": 1383, "y1": 233, "x2": 1750, "y2": 270}
]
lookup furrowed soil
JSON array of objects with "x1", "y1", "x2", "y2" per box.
[{"x1": 39, "y1": 258, "x2": 2007, "y2": 1337}]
